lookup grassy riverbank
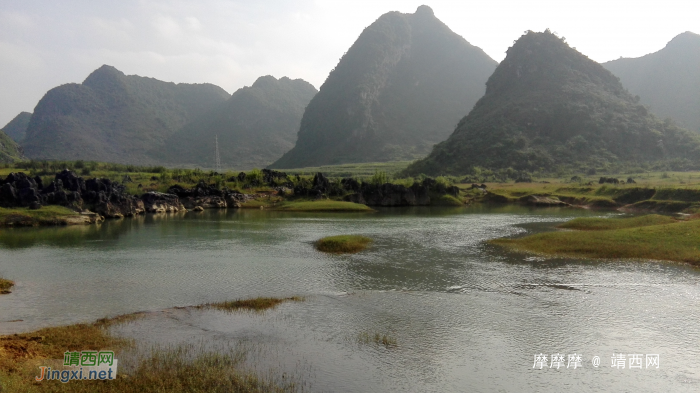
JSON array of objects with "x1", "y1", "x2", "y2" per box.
[
  {"x1": 0, "y1": 206, "x2": 94, "y2": 227},
  {"x1": 492, "y1": 215, "x2": 700, "y2": 264},
  {"x1": 316, "y1": 235, "x2": 373, "y2": 253},
  {"x1": 275, "y1": 200, "x2": 374, "y2": 212},
  {"x1": 0, "y1": 277, "x2": 14, "y2": 294},
  {"x1": 0, "y1": 297, "x2": 305, "y2": 393}
]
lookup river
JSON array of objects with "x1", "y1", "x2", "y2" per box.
[{"x1": 0, "y1": 206, "x2": 698, "y2": 391}]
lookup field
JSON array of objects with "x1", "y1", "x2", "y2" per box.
[{"x1": 492, "y1": 215, "x2": 700, "y2": 264}]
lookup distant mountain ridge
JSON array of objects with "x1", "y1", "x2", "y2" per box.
[
  {"x1": 406, "y1": 30, "x2": 700, "y2": 175},
  {"x1": 1, "y1": 112, "x2": 31, "y2": 143},
  {"x1": 151, "y1": 75, "x2": 317, "y2": 169},
  {"x1": 603, "y1": 31, "x2": 700, "y2": 133},
  {"x1": 270, "y1": 5, "x2": 497, "y2": 168},
  {"x1": 22, "y1": 65, "x2": 231, "y2": 164}
]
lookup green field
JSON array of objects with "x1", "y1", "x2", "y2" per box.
[{"x1": 492, "y1": 215, "x2": 700, "y2": 265}]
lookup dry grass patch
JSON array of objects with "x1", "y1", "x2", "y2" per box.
[{"x1": 315, "y1": 235, "x2": 372, "y2": 254}]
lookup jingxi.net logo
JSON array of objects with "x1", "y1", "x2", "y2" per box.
[{"x1": 35, "y1": 350, "x2": 118, "y2": 383}]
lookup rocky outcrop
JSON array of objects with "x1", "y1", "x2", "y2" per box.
[
  {"x1": 166, "y1": 182, "x2": 251, "y2": 209},
  {"x1": 141, "y1": 192, "x2": 185, "y2": 213},
  {"x1": 0, "y1": 170, "x2": 181, "y2": 218}
]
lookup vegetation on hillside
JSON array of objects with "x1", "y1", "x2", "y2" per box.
[
  {"x1": 0, "y1": 129, "x2": 23, "y2": 163},
  {"x1": 604, "y1": 31, "x2": 700, "y2": 133},
  {"x1": 1, "y1": 111, "x2": 31, "y2": 143},
  {"x1": 406, "y1": 30, "x2": 700, "y2": 176},
  {"x1": 271, "y1": 5, "x2": 497, "y2": 168}
]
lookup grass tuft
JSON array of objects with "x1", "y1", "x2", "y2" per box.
[
  {"x1": 198, "y1": 296, "x2": 304, "y2": 312},
  {"x1": 315, "y1": 235, "x2": 373, "y2": 253},
  {"x1": 357, "y1": 332, "x2": 397, "y2": 348},
  {"x1": 0, "y1": 276, "x2": 14, "y2": 294}
]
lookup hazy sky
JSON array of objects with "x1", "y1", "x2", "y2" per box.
[{"x1": 1, "y1": 0, "x2": 698, "y2": 126}]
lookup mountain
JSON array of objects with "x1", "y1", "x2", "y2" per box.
[
  {"x1": 603, "y1": 32, "x2": 700, "y2": 133},
  {"x1": 22, "y1": 65, "x2": 230, "y2": 164},
  {"x1": 1, "y1": 112, "x2": 31, "y2": 143},
  {"x1": 406, "y1": 30, "x2": 700, "y2": 176},
  {"x1": 270, "y1": 5, "x2": 497, "y2": 168},
  {"x1": 0, "y1": 130, "x2": 24, "y2": 163},
  {"x1": 152, "y1": 76, "x2": 317, "y2": 169}
]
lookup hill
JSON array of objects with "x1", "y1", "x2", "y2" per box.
[
  {"x1": 270, "y1": 5, "x2": 497, "y2": 168},
  {"x1": 1, "y1": 112, "x2": 31, "y2": 143},
  {"x1": 0, "y1": 130, "x2": 24, "y2": 163},
  {"x1": 152, "y1": 76, "x2": 317, "y2": 169},
  {"x1": 406, "y1": 30, "x2": 700, "y2": 176},
  {"x1": 603, "y1": 32, "x2": 700, "y2": 133},
  {"x1": 22, "y1": 65, "x2": 230, "y2": 164}
]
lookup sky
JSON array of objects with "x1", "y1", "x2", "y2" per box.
[{"x1": 1, "y1": 0, "x2": 699, "y2": 126}]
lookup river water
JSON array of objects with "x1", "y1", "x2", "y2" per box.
[{"x1": 0, "y1": 206, "x2": 698, "y2": 392}]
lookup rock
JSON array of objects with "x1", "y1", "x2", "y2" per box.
[
  {"x1": 55, "y1": 170, "x2": 85, "y2": 192},
  {"x1": 141, "y1": 192, "x2": 185, "y2": 213},
  {"x1": 237, "y1": 172, "x2": 246, "y2": 182},
  {"x1": 193, "y1": 206, "x2": 204, "y2": 212},
  {"x1": 627, "y1": 177, "x2": 636, "y2": 184},
  {"x1": 29, "y1": 201, "x2": 42, "y2": 210},
  {"x1": 519, "y1": 195, "x2": 570, "y2": 206}
]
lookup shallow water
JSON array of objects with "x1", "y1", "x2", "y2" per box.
[{"x1": 1, "y1": 206, "x2": 699, "y2": 391}]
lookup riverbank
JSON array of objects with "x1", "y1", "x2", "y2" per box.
[
  {"x1": 492, "y1": 214, "x2": 700, "y2": 265},
  {"x1": 0, "y1": 206, "x2": 101, "y2": 227},
  {"x1": 0, "y1": 297, "x2": 302, "y2": 392},
  {"x1": 471, "y1": 182, "x2": 700, "y2": 213}
]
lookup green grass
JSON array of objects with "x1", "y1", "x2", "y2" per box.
[
  {"x1": 199, "y1": 296, "x2": 304, "y2": 312},
  {"x1": 280, "y1": 161, "x2": 412, "y2": 178},
  {"x1": 433, "y1": 195, "x2": 464, "y2": 206},
  {"x1": 0, "y1": 277, "x2": 14, "y2": 294},
  {"x1": 558, "y1": 214, "x2": 677, "y2": 230},
  {"x1": 275, "y1": 200, "x2": 374, "y2": 212},
  {"x1": 0, "y1": 206, "x2": 83, "y2": 226},
  {"x1": 492, "y1": 218, "x2": 700, "y2": 264},
  {"x1": 315, "y1": 235, "x2": 373, "y2": 253}
]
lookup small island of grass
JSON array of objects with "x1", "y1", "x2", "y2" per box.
[
  {"x1": 198, "y1": 296, "x2": 304, "y2": 312},
  {"x1": 0, "y1": 277, "x2": 14, "y2": 294},
  {"x1": 274, "y1": 200, "x2": 374, "y2": 212},
  {"x1": 315, "y1": 235, "x2": 373, "y2": 253},
  {"x1": 492, "y1": 215, "x2": 700, "y2": 265}
]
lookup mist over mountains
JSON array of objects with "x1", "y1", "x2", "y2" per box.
[
  {"x1": 406, "y1": 30, "x2": 700, "y2": 176},
  {"x1": 270, "y1": 5, "x2": 497, "y2": 168},
  {"x1": 151, "y1": 76, "x2": 317, "y2": 169},
  {"x1": 603, "y1": 31, "x2": 700, "y2": 133}
]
